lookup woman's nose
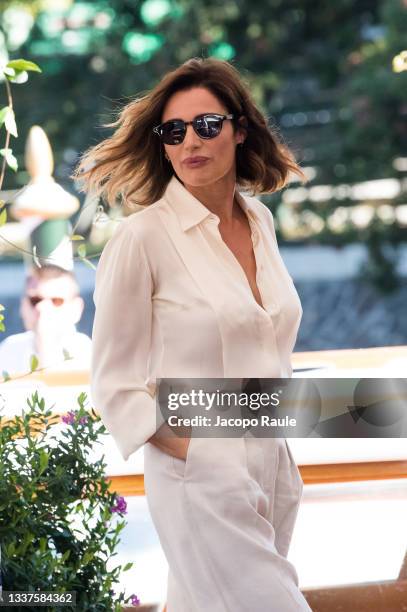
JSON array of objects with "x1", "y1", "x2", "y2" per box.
[{"x1": 183, "y1": 123, "x2": 201, "y2": 147}]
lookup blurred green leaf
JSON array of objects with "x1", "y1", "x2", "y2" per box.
[
  {"x1": 4, "y1": 107, "x2": 18, "y2": 137},
  {"x1": 7, "y1": 70, "x2": 29, "y2": 84},
  {"x1": 63, "y1": 348, "x2": 73, "y2": 360},
  {"x1": 0, "y1": 208, "x2": 7, "y2": 227},
  {"x1": 38, "y1": 449, "x2": 49, "y2": 475},
  {"x1": 81, "y1": 257, "x2": 96, "y2": 271},
  {"x1": 30, "y1": 354, "x2": 39, "y2": 372},
  {"x1": 2, "y1": 66, "x2": 15, "y2": 77},
  {"x1": 0, "y1": 148, "x2": 18, "y2": 172},
  {"x1": 7, "y1": 59, "x2": 42, "y2": 73},
  {"x1": 122, "y1": 562, "x2": 133, "y2": 571},
  {"x1": 0, "y1": 107, "x2": 9, "y2": 127}
]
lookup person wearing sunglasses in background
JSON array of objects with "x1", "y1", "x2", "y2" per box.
[
  {"x1": 0, "y1": 264, "x2": 92, "y2": 374},
  {"x1": 74, "y1": 58, "x2": 311, "y2": 611}
]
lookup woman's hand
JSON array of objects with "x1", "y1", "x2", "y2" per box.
[{"x1": 147, "y1": 421, "x2": 191, "y2": 460}]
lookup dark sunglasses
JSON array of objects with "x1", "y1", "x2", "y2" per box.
[
  {"x1": 153, "y1": 113, "x2": 234, "y2": 145},
  {"x1": 28, "y1": 295, "x2": 68, "y2": 307}
]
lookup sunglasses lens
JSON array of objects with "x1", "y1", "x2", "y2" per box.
[
  {"x1": 195, "y1": 115, "x2": 222, "y2": 138},
  {"x1": 29, "y1": 296, "x2": 65, "y2": 307},
  {"x1": 157, "y1": 114, "x2": 226, "y2": 144},
  {"x1": 162, "y1": 120, "x2": 185, "y2": 145},
  {"x1": 52, "y1": 297, "x2": 65, "y2": 307}
]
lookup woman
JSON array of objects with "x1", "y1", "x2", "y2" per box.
[{"x1": 74, "y1": 57, "x2": 311, "y2": 611}]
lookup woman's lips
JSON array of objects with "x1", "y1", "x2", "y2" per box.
[{"x1": 183, "y1": 158, "x2": 210, "y2": 168}]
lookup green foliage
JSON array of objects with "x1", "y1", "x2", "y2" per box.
[
  {"x1": 6, "y1": 58, "x2": 42, "y2": 73},
  {"x1": 358, "y1": 216, "x2": 401, "y2": 293},
  {"x1": 0, "y1": 57, "x2": 41, "y2": 180},
  {"x1": 0, "y1": 391, "x2": 137, "y2": 611},
  {"x1": 0, "y1": 106, "x2": 17, "y2": 136},
  {"x1": 75, "y1": 241, "x2": 96, "y2": 270},
  {"x1": 0, "y1": 2, "x2": 406, "y2": 289},
  {"x1": 0, "y1": 303, "x2": 5, "y2": 333},
  {"x1": 0, "y1": 205, "x2": 7, "y2": 224},
  {"x1": 338, "y1": 0, "x2": 407, "y2": 182},
  {"x1": 29, "y1": 353, "x2": 39, "y2": 372},
  {"x1": 0, "y1": 147, "x2": 17, "y2": 171}
]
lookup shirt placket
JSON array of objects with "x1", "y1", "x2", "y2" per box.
[
  {"x1": 244, "y1": 211, "x2": 283, "y2": 374},
  {"x1": 204, "y1": 212, "x2": 269, "y2": 314},
  {"x1": 202, "y1": 212, "x2": 283, "y2": 376},
  {"x1": 247, "y1": 213, "x2": 280, "y2": 318}
]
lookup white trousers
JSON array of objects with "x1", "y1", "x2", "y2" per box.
[{"x1": 144, "y1": 435, "x2": 312, "y2": 612}]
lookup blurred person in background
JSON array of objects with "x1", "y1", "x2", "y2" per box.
[{"x1": 0, "y1": 264, "x2": 92, "y2": 374}]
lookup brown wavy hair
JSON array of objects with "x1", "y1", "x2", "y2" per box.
[{"x1": 72, "y1": 57, "x2": 306, "y2": 208}]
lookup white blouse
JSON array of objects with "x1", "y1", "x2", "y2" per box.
[{"x1": 91, "y1": 175, "x2": 302, "y2": 460}]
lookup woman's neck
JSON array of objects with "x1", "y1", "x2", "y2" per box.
[{"x1": 183, "y1": 174, "x2": 242, "y2": 225}]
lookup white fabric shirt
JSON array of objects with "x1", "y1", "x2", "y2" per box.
[
  {"x1": 0, "y1": 329, "x2": 92, "y2": 375},
  {"x1": 91, "y1": 175, "x2": 302, "y2": 461}
]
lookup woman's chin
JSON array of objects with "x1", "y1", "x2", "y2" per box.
[{"x1": 177, "y1": 170, "x2": 229, "y2": 188}]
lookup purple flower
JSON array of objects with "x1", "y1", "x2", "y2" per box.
[
  {"x1": 109, "y1": 495, "x2": 127, "y2": 514},
  {"x1": 61, "y1": 411, "x2": 75, "y2": 425},
  {"x1": 61, "y1": 412, "x2": 88, "y2": 426},
  {"x1": 116, "y1": 496, "x2": 127, "y2": 513},
  {"x1": 130, "y1": 594, "x2": 140, "y2": 606}
]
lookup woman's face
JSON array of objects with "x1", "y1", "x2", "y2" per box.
[{"x1": 161, "y1": 86, "x2": 245, "y2": 188}]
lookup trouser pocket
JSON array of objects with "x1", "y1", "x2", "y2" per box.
[
  {"x1": 243, "y1": 435, "x2": 267, "y2": 488},
  {"x1": 172, "y1": 435, "x2": 194, "y2": 479}
]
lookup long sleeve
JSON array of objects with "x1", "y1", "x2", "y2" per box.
[{"x1": 91, "y1": 219, "x2": 160, "y2": 461}]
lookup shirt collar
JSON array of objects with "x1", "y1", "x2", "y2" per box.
[{"x1": 163, "y1": 174, "x2": 260, "y2": 232}]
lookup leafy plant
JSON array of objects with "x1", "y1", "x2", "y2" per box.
[
  {"x1": 0, "y1": 390, "x2": 140, "y2": 611},
  {"x1": 0, "y1": 54, "x2": 141, "y2": 611},
  {"x1": 0, "y1": 58, "x2": 41, "y2": 190}
]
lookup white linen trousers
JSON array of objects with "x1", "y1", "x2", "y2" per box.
[{"x1": 91, "y1": 175, "x2": 312, "y2": 611}]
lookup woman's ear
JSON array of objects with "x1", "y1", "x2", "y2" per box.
[{"x1": 237, "y1": 115, "x2": 248, "y2": 144}]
